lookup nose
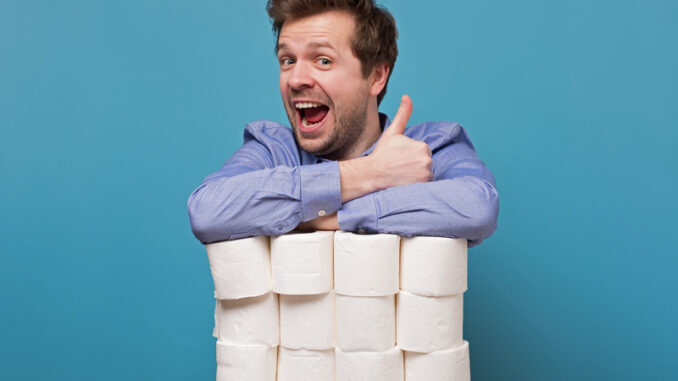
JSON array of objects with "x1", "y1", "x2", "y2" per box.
[{"x1": 287, "y1": 61, "x2": 315, "y2": 90}]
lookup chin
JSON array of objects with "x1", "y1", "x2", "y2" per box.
[{"x1": 296, "y1": 134, "x2": 332, "y2": 156}]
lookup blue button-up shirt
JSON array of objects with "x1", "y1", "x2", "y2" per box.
[{"x1": 188, "y1": 114, "x2": 498, "y2": 247}]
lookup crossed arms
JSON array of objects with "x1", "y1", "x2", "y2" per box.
[{"x1": 188, "y1": 97, "x2": 498, "y2": 247}]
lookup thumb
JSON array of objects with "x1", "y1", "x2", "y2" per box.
[{"x1": 384, "y1": 94, "x2": 412, "y2": 136}]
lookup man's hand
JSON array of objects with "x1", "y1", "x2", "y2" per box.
[
  {"x1": 367, "y1": 95, "x2": 433, "y2": 189},
  {"x1": 296, "y1": 212, "x2": 340, "y2": 231},
  {"x1": 339, "y1": 95, "x2": 433, "y2": 203}
]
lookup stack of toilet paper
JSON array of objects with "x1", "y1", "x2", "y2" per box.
[
  {"x1": 333, "y1": 231, "x2": 403, "y2": 381},
  {"x1": 207, "y1": 236, "x2": 279, "y2": 381},
  {"x1": 398, "y1": 236, "x2": 471, "y2": 381},
  {"x1": 272, "y1": 231, "x2": 336, "y2": 381},
  {"x1": 205, "y1": 231, "x2": 470, "y2": 380}
]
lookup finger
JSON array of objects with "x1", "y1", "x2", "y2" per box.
[{"x1": 385, "y1": 94, "x2": 412, "y2": 135}]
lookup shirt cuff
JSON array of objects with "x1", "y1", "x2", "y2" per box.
[
  {"x1": 299, "y1": 161, "x2": 342, "y2": 221},
  {"x1": 337, "y1": 193, "x2": 379, "y2": 233}
]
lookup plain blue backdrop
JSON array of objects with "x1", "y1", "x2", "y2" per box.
[{"x1": 1, "y1": 0, "x2": 676, "y2": 380}]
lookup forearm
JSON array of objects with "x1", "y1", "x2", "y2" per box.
[
  {"x1": 338, "y1": 157, "x2": 378, "y2": 203},
  {"x1": 338, "y1": 176, "x2": 498, "y2": 246},
  {"x1": 188, "y1": 162, "x2": 341, "y2": 243}
]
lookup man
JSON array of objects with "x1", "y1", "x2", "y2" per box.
[{"x1": 188, "y1": 0, "x2": 498, "y2": 247}]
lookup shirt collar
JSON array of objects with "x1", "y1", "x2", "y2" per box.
[{"x1": 302, "y1": 112, "x2": 392, "y2": 164}]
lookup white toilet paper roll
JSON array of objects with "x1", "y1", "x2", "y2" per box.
[
  {"x1": 212, "y1": 302, "x2": 218, "y2": 338},
  {"x1": 277, "y1": 347, "x2": 335, "y2": 381},
  {"x1": 405, "y1": 341, "x2": 470, "y2": 381},
  {"x1": 271, "y1": 231, "x2": 334, "y2": 295},
  {"x1": 334, "y1": 232, "x2": 399, "y2": 296},
  {"x1": 400, "y1": 237, "x2": 468, "y2": 296},
  {"x1": 336, "y1": 294, "x2": 395, "y2": 352},
  {"x1": 206, "y1": 236, "x2": 271, "y2": 299},
  {"x1": 397, "y1": 291, "x2": 464, "y2": 352},
  {"x1": 216, "y1": 342, "x2": 277, "y2": 381},
  {"x1": 335, "y1": 347, "x2": 403, "y2": 381},
  {"x1": 215, "y1": 292, "x2": 279, "y2": 346},
  {"x1": 280, "y1": 293, "x2": 335, "y2": 350}
]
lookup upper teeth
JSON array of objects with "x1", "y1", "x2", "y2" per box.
[{"x1": 295, "y1": 102, "x2": 322, "y2": 109}]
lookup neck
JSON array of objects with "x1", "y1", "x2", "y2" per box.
[
  {"x1": 328, "y1": 100, "x2": 382, "y2": 161},
  {"x1": 346, "y1": 112, "x2": 382, "y2": 159}
]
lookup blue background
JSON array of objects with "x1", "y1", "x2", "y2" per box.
[{"x1": 2, "y1": 0, "x2": 676, "y2": 380}]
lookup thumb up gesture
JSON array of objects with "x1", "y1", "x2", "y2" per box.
[
  {"x1": 383, "y1": 94, "x2": 414, "y2": 136},
  {"x1": 368, "y1": 95, "x2": 433, "y2": 190}
]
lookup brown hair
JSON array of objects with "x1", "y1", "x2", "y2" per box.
[{"x1": 266, "y1": 0, "x2": 398, "y2": 105}]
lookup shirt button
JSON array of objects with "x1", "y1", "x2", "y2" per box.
[
  {"x1": 358, "y1": 228, "x2": 366, "y2": 234},
  {"x1": 318, "y1": 209, "x2": 327, "y2": 217}
]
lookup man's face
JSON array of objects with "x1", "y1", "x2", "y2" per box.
[{"x1": 277, "y1": 11, "x2": 373, "y2": 159}]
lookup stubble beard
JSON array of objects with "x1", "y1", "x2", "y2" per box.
[{"x1": 288, "y1": 95, "x2": 369, "y2": 160}]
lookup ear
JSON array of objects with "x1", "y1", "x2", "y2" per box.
[{"x1": 368, "y1": 63, "x2": 390, "y2": 97}]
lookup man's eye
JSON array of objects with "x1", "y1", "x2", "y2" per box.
[
  {"x1": 318, "y1": 58, "x2": 331, "y2": 65},
  {"x1": 280, "y1": 57, "x2": 295, "y2": 66}
]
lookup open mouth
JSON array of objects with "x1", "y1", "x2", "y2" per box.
[{"x1": 295, "y1": 101, "x2": 330, "y2": 132}]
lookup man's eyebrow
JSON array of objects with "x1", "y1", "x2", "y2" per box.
[
  {"x1": 307, "y1": 40, "x2": 337, "y2": 50},
  {"x1": 277, "y1": 40, "x2": 337, "y2": 54}
]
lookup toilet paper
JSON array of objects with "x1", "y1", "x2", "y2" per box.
[
  {"x1": 400, "y1": 237, "x2": 467, "y2": 296},
  {"x1": 404, "y1": 341, "x2": 470, "y2": 381},
  {"x1": 206, "y1": 236, "x2": 271, "y2": 299},
  {"x1": 280, "y1": 293, "x2": 335, "y2": 350},
  {"x1": 271, "y1": 231, "x2": 334, "y2": 295},
  {"x1": 396, "y1": 291, "x2": 464, "y2": 352},
  {"x1": 215, "y1": 292, "x2": 279, "y2": 346},
  {"x1": 213, "y1": 302, "x2": 218, "y2": 338},
  {"x1": 334, "y1": 232, "x2": 399, "y2": 296},
  {"x1": 216, "y1": 342, "x2": 277, "y2": 381},
  {"x1": 335, "y1": 294, "x2": 395, "y2": 352},
  {"x1": 277, "y1": 347, "x2": 335, "y2": 381},
  {"x1": 335, "y1": 347, "x2": 403, "y2": 381}
]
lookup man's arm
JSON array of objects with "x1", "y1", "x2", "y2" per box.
[
  {"x1": 190, "y1": 97, "x2": 497, "y2": 246},
  {"x1": 190, "y1": 96, "x2": 430, "y2": 242},
  {"x1": 301, "y1": 96, "x2": 499, "y2": 246},
  {"x1": 337, "y1": 123, "x2": 498, "y2": 247},
  {"x1": 297, "y1": 171, "x2": 498, "y2": 247},
  {"x1": 187, "y1": 123, "x2": 343, "y2": 243}
]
